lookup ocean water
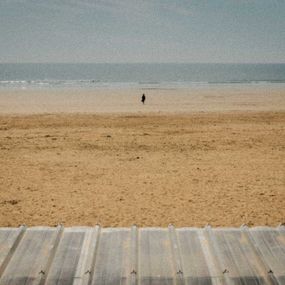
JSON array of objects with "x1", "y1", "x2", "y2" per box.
[{"x1": 0, "y1": 63, "x2": 285, "y2": 89}]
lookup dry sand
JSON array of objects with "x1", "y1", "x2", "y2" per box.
[{"x1": 0, "y1": 108, "x2": 284, "y2": 227}]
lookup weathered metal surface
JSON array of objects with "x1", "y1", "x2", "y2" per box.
[
  {"x1": 91, "y1": 228, "x2": 131, "y2": 285},
  {"x1": 206, "y1": 227, "x2": 279, "y2": 285},
  {"x1": 0, "y1": 226, "x2": 284, "y2": 285},
  {"x1": 0, "y1": 226, "x2": 59, "y2": 285},
  {"x1": 249, "y1": 227, "x2": 285, "y2": 285},
  {"x1": 175, "y1": 227, "x2": 225, "y2": 285}
]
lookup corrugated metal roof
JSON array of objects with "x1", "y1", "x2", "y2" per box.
[{"x1": 0, "y1": 226, "x2": 284, "y2": 285}]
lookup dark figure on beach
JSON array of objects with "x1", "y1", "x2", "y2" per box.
[{"x1": 141, "y1": 93, "x2": 146, "y2": 104}]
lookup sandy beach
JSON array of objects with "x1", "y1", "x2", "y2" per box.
[
  {"x1": 0, "y1": 85, "x2": 285, "y2": 114},
  {"x1": 0, "y1": 87, "x2": 284, "y2": 227}
]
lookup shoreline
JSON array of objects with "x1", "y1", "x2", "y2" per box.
[{"x1": 1, "y1": 82, "x2": 285, "y2": 90}]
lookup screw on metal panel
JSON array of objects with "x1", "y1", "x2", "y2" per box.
[
  {"x1": 131, "y1": 270, "x2": 137, "y2": 275},
  {"x1": 176, "y1": 270, "x2": 183, "y2": 275},
  {"x1": 39, "y1": 270, "x2": 45, "y2": 275},
  {"x1": 85, "y1": 270, "x2": 92, "y2": 275},
  {"x1": 222, "y1": 269, "x2": 229, "y2": 274}
]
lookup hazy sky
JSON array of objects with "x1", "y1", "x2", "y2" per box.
[{"x1": 0, "y1": 0, "x2": 284, "y2": 63}]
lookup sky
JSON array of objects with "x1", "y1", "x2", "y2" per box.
[{"x1": 0, "y1": 0, "x2": 284, "y2": 63}]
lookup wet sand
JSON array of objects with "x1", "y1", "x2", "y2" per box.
[
  {"x1": 0, "y1": 107, "x2": 284, "y2": 226},
  {"x1": 0, "y1": 85, "x2": 284, "y2": 114}
]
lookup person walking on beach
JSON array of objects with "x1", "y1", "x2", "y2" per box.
[{"x1": 141, "y1": 93, "x2": 146, "y2": 104}]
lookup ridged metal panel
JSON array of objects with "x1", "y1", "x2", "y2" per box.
[
  {"x1": 206, "y1": 227, "x2": 279, "y2": 285},
  {"x1": 0, "y1": 226, "x2": 59, "y2": 285},
  {"x1": 0, "y1": 226, "x2": 284, "y2": 285},
  {"x1": 175, "y1": 227, "x2": 225, "y2": 285},
  {"x1": 90, "y1": 228, "x2": 131, "y2": 285},
  {"x1": 248, "y1": 226, "x2": 285, "y2": 285}
]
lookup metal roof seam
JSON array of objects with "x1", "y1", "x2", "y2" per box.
[
  {"x1": 241, "y1": 226, "x2": 280, "y2": 285},
  {"x1": 130, "y1": 225, "x2": 138, "y2": 285},
  {"x1": 38, "y1": 224, "x2": 64, "y2": 285},
  {"x1": 168, "y1": 226, "x2": 184, "y2": 273},
  {"x1": 0, "y1": 225, "x2": 26, "y2": 280},
  {"x1": 72, "y1": 228, "x2": 99, "y2": 285},
  {"x1": 168, "y1": 225, "x2": 185, "y2": 285},
  {"x1": 88, "y1": 225, "x2": 101, "y2": 285},
  {"x1": 198, "y1": 228, "x2": 219, "y2": 279},
  {"x1": 137, "y1": 227, "x2": 142, "y2": 285},
  {"x1": 243, "y1": 226, "x2": 273, "y2": 272},
  {"x1": 203, "y1": 226, "x2": 233, "y2": 284}
]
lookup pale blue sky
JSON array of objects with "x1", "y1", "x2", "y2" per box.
[{"x1": 0, "y1": 0, "x2": 284, "y2": 63}]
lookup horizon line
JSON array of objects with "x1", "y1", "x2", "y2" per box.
[{"x1": 1, "y1": 62, "x2": 285, "y2": 65}]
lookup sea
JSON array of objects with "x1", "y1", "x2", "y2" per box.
[{"x1": 0, "y1": 63, "x2": 285, "y2": 89}]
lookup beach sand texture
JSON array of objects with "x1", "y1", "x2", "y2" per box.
[
  {"x1": 0, "y1": 108, "x2": 284, "y2": 227},
  {"x1": 0, "y1": 86, "x2": 284, "y2": 114}
]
